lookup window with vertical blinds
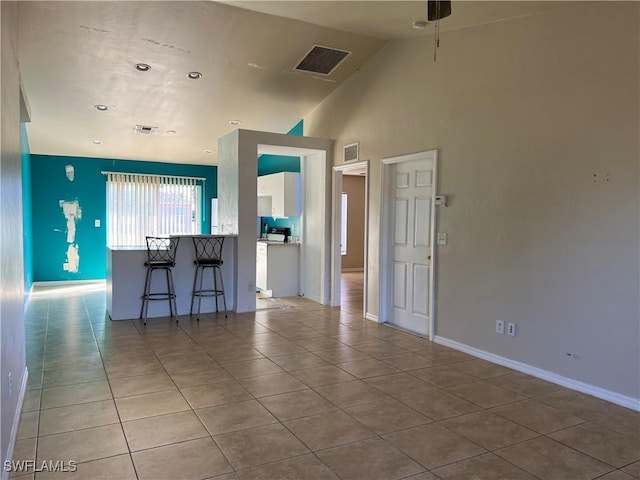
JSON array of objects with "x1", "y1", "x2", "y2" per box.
[{"x1": 105, "y1": 173, "x2": 203, "y2": 247}]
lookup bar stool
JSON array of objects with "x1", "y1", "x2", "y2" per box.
[
  {"x1": 140, "y1": 236, "x2": 180, "y2": 325},
  {"x1": 190, "y1": 236, "x2": 227, "y2": 320}
]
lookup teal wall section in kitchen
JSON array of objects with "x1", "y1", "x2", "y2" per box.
[
  {"x1": 30, "y1": 154, "x2": 217, "y2": 282},
  {"x1": 287, "y1": 120, "x2": 303, "y2": 136},
  {"x1": 257, "y1": 155, "x2": 300, "y2": 176},
  {"x1": 257, "y1": 120, "x2": 303, "y2": 176},
  {"x1": 21, "y1": 125, "x2": 33, "y2": 294},
  {"x1": 260, "y1": 217, "x2": 301, "y2": 240},
  {"x1": 257, "y1": 120, "x2": 303, "y2": 235}
]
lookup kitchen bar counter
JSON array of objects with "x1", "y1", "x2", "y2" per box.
[
  {"x1": 106, "y1": 235, "x2": 236, "y2": 321},
  {"x1": 257, "y1": 240, "x2": 300, "y2": 246}
]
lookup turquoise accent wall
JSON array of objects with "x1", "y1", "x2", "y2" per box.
[
  {"x1": 30, "y1": 154, "x2": 217, "y2": 282},
  {"x1": 257, "y1": 120, "x2": 303, "y2": 236},
  {"x1": 260, "y1": 217, "x2": 301, "y2": 240},
  {"x1": 257, "y1": 155, "x2": 300, "y2": 176},
  {"x1": 257, "y1": 120, "x2": 303, "y2": 176},
  {"x1": 21, "y1": 125, "x2": 32, "y2": 293},
  {"x1": 287, "y1": 120, "x2": 303, "y2": 136}
]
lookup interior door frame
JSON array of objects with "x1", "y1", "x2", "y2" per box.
[
  {"x1": 379, "y1": 150, "x2": 438, "y2": 340},
  {"x1": 300, "y1": 151, "x2": 331, "y2": 306},
  {"x1": 331, "y1": 160, "x2": 370, "y2": 312}
]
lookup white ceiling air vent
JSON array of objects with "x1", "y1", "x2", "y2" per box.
[
  {"x1": 295, "y1": 45, "x2": 351, "y2": 76},
  {"x1": 134, "y1": 125, "x2": 158, "y2": 135},
  {"x1": 343, "y1": 142, "x2": 359, "y2": 163}
]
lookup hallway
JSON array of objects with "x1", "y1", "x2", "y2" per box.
[{"x1": 10, "y1": 282, "x2": 640, "y2": 479}]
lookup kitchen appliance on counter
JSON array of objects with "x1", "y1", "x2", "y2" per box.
[{"x1": 263, "y1": 226, "x2": 291, "y2": 243}]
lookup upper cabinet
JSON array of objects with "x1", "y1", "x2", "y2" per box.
[{"x1": 257, "y1": 172, "x2": 300, "y2": 218}]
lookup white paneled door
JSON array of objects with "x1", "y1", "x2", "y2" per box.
[{"x1": 386, "y1": 154, "x2": 435, "y2": 336}]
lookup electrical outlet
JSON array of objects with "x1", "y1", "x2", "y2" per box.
[
  {"x1": 7, "y1": 372, "x2": 12, "y2": 399},
  {"x1": 248, "y1": 281, "x2": 254, "y2": 293},
  {"x1": 496, "y1": 320, "x2": 504, "y2": 334},
  {"x1": 507, "y1": 322, "x2": 516, "y2": 336}
]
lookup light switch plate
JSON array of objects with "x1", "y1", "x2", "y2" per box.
[
  {"x1": 437, "y1": 232, "x2": 448, "y2": 245},
  {"x1": 94, "y1": 219, "x2": 101, "y2": 228}
]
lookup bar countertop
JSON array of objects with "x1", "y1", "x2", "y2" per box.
[{"x1": 108, "y1": 234, "x2": 238, "y2": 251}]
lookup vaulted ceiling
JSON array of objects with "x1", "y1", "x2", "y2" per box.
[{"x1": 18, "y1": 1, "x2": 572, "y2": 165}]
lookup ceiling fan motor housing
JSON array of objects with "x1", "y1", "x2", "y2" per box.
[{"x1": 428, "y1": 0, "x2": 452, "y2": 21}]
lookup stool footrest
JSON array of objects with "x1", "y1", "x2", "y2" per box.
[
  {"x1": 143, "y1": 293, "x2": 177, "y2": 300},
  {"x1": 193, "y1": 290, "x2": 224, "y2": 297}
]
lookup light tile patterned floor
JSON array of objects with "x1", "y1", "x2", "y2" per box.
[{"x1": 10, "y1": 274, "x2": 640, "y2": 479}]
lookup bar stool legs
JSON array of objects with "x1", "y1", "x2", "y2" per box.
[
  {"x1": 190, "y1": 263, "x2": 227, "y2": 321},
  {"x1": 140, "y1": 266, "x2": 178, "y2": 325},
  {"x1": 190, "y1": 236, "x2": 227, "y2": 321},
  {"x1": 140, "y1": 236, "x2": 180, "y2": 326}
]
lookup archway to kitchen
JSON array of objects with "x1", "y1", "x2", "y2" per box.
[{"x1": 217, "y1": 129, "x2": 333, "y2": 313}]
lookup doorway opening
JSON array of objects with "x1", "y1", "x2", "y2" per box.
[{"x1": 331, "y1": 161, "x2": 369, "y2": 316}]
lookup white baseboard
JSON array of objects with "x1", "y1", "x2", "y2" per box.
[
  {"x1": 302, "y1": 293, "x2": 322, "y2": 304},
  {"x1": 32, "y1": 280, "x2": 105, "y2": 287},
  {"x1": 2, "y1": 368, "x2": 28, "y2": 480},
  {"x1": 385, "y1": 321, "x2": 429, "y2": 339},
  {"x1": 341, "y1": 268, "x2": 364, "y2": 273},
  {"x1": 434, "y1": 336, "x2": 640, "y2": 412},
  {"x1": 365, "y1": 313, "x2": 379, "y2": 323}
]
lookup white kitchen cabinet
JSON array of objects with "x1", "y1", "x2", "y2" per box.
[
  {"x1": 256, "y1": 241, "x2": 299, "y2": 297},
  {"x1": 256, "y1": 242, "x2": 268, "y2": 291},
  {"x1": 257, "y1": 172, "x2": 300, "y2": 218},
  {"x1": 257, "y1": 196, "x2": 272, "y2": 217}
]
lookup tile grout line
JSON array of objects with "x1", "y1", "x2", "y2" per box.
[{"x1": 85, "y1": 294, "x2": 140, "y2": 480}]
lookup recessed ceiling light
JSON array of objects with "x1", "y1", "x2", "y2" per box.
[
  {"x1": 94, "y1": 104, "x2": 108, "y2": 111},
  {"x1": 187, "y1": 71, "x2": 202, "y2": 79},
  {"x1": 204, "y1": 149, "x2": 214, "y2": 154},
  {"x1": 412, "y1": 20, "x2": 429, "y2": 29},
  {"x1": 229, "y1": 120, "x2": 241, "y2": 126},
  {"x1": 134, "y1": 63, "x2": 151, "y2": 72},
  {"x1": 91, "y1": 139, "x2": 102, "y2": 145},
  {"x1": 166, "y1": 130, "x2": 177, "y2": 135}
]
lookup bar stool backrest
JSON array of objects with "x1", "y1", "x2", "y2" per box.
[
  {"x1": 193, "y1": 236, "x2": 224, "y2": 265},
  {"x1": 145, "y1": 236, "x2": 180, "y2": 266}
]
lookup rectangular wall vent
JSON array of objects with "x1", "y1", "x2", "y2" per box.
[
  {"x1": 134, "y1": 125, "x2": 158, "y2": 135},
  {"x1": 343, "y1": 142, "x2": 359, "y2": 163},
  {"x1": 295, "y1": 45, "x2": 351, "y2": 76}
]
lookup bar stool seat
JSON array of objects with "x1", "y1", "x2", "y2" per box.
[
  {"x1": 140, "y1": 236, "x2": 180, "y2": 325},
  {"x1": 194, "y1": 258, "x2": 222, "y2": 266},
  {"x1": 191, "y1": 236, "x2": 227, "y2": 320}
]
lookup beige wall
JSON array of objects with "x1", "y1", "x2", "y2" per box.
[
  {"x1": 1, "y1": 0, "x2": 27, "y2": 468},
  {"x1": 305, "y1": 2, "x2": 639, "y2": 400},
  {"x1": 342, "y1": 175, "x2": 365, "y2": 271}
]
